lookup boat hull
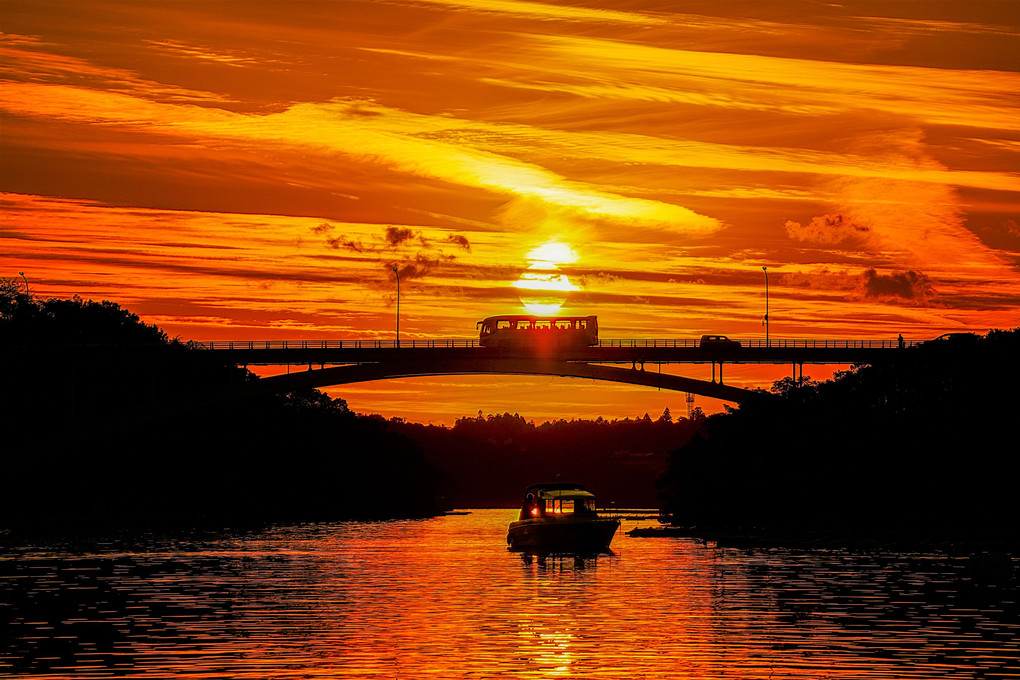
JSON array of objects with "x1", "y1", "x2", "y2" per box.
[{"x1": 507, "y1": 517, "x2": 619, "y2": 553}]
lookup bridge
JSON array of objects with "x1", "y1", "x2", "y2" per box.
[{"x1": 192, "y1": 337, "x2": 914, "y2": 404}]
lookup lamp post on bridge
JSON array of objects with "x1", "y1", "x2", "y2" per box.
[
  {"x1": 392, "y1": 266, "x2": 400, "y2": 348},
  {"x1": 762, "y1": 266, "x2": 769, "y2": 347}
]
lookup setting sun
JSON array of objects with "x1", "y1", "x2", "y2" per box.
[{"x1": 513, "y1": 241, "x2": 579, "y2": 314}]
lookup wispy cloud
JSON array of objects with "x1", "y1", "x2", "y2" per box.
[
  {"x1": 505, "y1": 33, "x2": 1020, "y2": 132},
  {"x1": 0, "y1": 34, "x2": 233, "y2": 103},
  {"x1": 401, "y1": 0, "x2": 669, "y2": 25},
  {"x1": 144, "y1": 40, "x2": 265, "y2": 68},
  {"x1": 0, "y1": 81, "x2": 722, "y2": 235}
]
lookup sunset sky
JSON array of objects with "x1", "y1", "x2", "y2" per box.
[{"x1": 3, "y1": 0, "x2": 1019, "y2": 424}]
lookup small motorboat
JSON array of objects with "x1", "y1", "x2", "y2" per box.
[{"x1": 506, "y1": 483, "x2": 620, "y2": 553}]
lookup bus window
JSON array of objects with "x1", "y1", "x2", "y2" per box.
[{"x1": 476, "y1": 315, "x2": 599, "y2": 348}]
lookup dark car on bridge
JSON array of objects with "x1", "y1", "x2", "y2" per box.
[
  {"x1": 700, "y1": 334, "x2": 741, "y2": 349},
  {"x1": 928, "y1": 332, "x2": 979, "y2": 343}
]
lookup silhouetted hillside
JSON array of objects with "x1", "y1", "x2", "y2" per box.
[
  {"x1": 657, "y1": 329, "x2": 1019, "y2": 543},
  {"x1": 1, "y1": 285, "x2": 442, "y2": 535}
]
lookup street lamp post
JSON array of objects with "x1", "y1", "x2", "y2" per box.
[
  {"x1": 19, "y1": 271, "x2": 28, "y2": 295},
  {"x1": 392, "y1": 266, "x2": 400, "y2": 348},
  {"x1": 762, "y1": 266, "x2": 769, "y2": 347}
]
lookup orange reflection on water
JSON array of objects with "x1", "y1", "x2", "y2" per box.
[{"x1": 2, "y1": 510, "x2": 1017, "y2": 679}]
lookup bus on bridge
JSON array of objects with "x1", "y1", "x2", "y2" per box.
[{"x1": 476, "y1": 315, "x2": 599, "y2": 350}]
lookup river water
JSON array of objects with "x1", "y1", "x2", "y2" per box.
[{"x1": 2, "y1": 509, "x2": 1017, "y2": 679}]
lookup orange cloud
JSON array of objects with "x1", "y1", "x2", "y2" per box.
[
  {"x1": 406, "y1": 0, "x2": 668, "y2": 25},
  {"x1": 0, "y1": 81, "x2": 722, "y2": 236},
  {"x1": 785, "y1": 214, "x2": 871, "y2": 246},
  {"x1": 855, "y1": 269, "x2": 937, "y2": 304}
]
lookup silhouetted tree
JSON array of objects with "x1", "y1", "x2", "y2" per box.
[
  {"x1": 0, "y1": 288, "x2": 443, "y2": 536},
  {"x1": 657, "y1": 329, "x2": 1020, "y2": 542}
]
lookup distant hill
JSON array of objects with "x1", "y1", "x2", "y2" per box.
[{"x1": 657, "y1": 329, "x2": 1019, "y2": 543}]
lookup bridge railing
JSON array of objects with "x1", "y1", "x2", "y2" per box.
[
  {"x1": 598, "y1": 338, "x2": 916, "y2": 349},
  {"x1": 195, "y1": 338, "x2": 917, "y2": 350},
  {"x1": 195, "y1": 339, "x2": 483, "y2": 350},
  {"x1": 597, "y1": 339, "x2": 700, "y2": 348},
  {"x1": 736, "y1": 339, "x2": 916, "y2": 349}
]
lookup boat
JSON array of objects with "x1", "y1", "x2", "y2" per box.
[{"x1": 506, "y1": 483, "x2": 620, "y2": 553}]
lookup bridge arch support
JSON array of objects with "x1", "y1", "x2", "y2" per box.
[{"x1": 249, "y1": 358, "x2": 755, "y2": 403}]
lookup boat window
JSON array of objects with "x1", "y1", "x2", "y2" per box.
[
  {"x1": 544, "y1": 499, "x2": 587, "y2": 514},
  {"x1": 497, "y1": 320, "x2": 512, "y2": 330}
]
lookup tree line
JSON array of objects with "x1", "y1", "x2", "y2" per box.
[
  {"x1": 388, "y1": 408, "x2": 706, "y2": 509},
  {"x1": 1, "y1": 283, "x2": 442, "y2": 535},
  {"x1": 656, "y1": 328, "x2": 1019, "y2": 543}
]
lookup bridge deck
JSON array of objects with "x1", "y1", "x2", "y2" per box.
[
  {"x1": 14, "y1": 337, "x2": 915, "y2": 406},
  {"x1": 197, "y1": 337, "x2": 913, "y2": 350},
  {"x1": 191, "y1": 338, "x2": 912, "y2": 367}
]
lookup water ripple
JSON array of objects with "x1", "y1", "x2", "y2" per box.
[{"x1": 1, "y1": 510, "x2": 1017, "y2": 678}]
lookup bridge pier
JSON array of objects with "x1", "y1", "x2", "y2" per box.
[{"x1": 712, "y1": 361, "x2": 725, "y2": 384}]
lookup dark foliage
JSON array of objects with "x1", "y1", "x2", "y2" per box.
[
  {"x1": 389, "y1": 409, "x2": 706, "y2": 508},
  {"x1": 658, "y1": 329, "x2": 1020, "y2": 541},
  {"x1": 1, "y1": 286, "x2": 442, "y2": 535},
  {"x1": 1, "y1": 290, "x2": 169, "y2": 346}
]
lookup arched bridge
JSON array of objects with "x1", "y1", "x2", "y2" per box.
[{"x1": 196, "y1": 337, "x2": 914, "y2": 404}]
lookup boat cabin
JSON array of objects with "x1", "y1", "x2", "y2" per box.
[
  {"x1": 519, "y1": 483, "x2": 599, "y2": 520},
  {"x1": 508, "y1": 482, "x2": 620, "y2": 552}
]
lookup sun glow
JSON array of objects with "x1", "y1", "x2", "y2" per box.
[
  {"x1": 527, "y1": 242, "x2": 579, "y2": 266},
  {"x1": 513, "y1": 241, "x2": 580, "y2": 314}
]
